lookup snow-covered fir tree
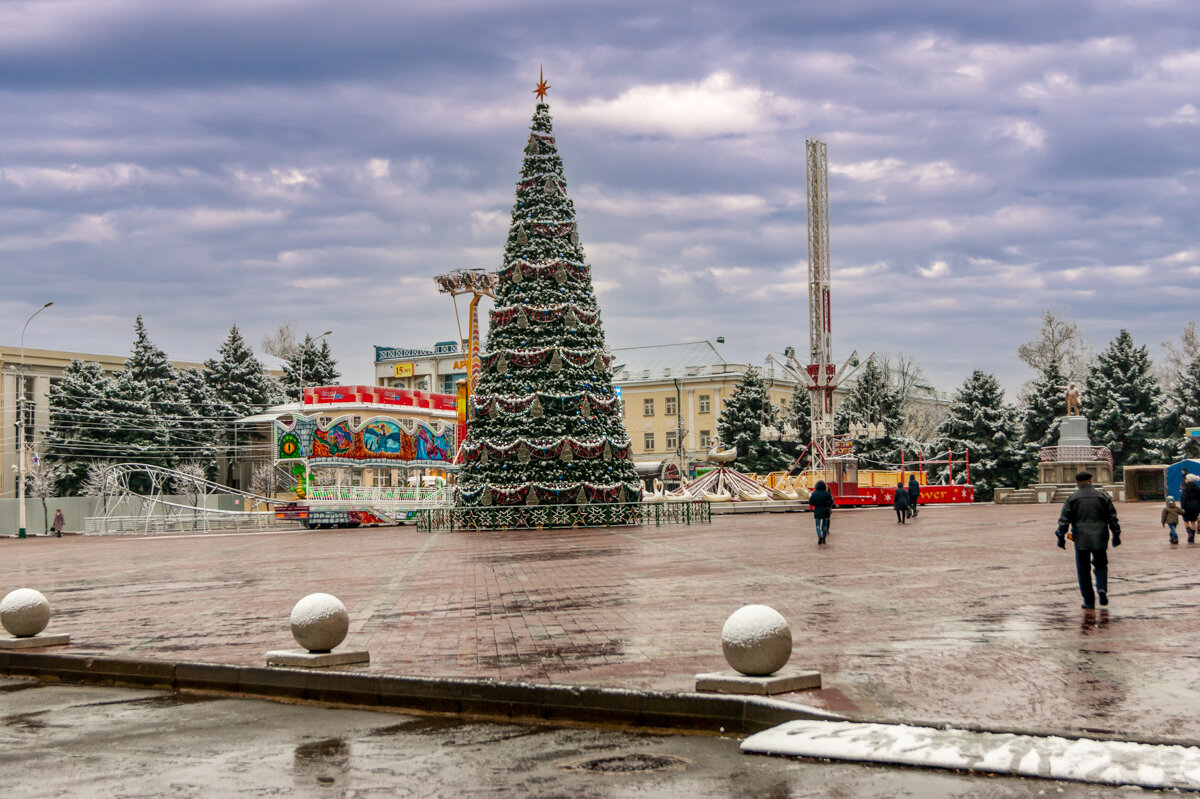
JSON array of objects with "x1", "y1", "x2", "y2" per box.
[
  {"x1": 103, "y1": 370, "x2": 166, "y2": 470},
  {"x1": 1017, "y1": 358, "x2": 1069, "y2": 485},
  {"x1": 716, "y1": 367, "x2": 788, "y2": 474},
  {"x1": 124, "y1": 317, "x2": 188, "y2": 467},
  {"x1": 44, "y1": 360, "x2": 116, "y2": 493},
  {"x1": 456, "y1": 96, "x2": 639, "y2": 507},
  {"x1": 1166, "y1": 352, "x2": 1200, "y2": 460},
  {"x1": 937, "y1": 370, "x2": 1021, "y2": 501},
  {"x1": 781, "y1": 386, "x2": 811, "y2": 467},
  {"x1": 834, "y1": 356, "x2": 905, "y2": 467},
  {"x1": 174, "y1": 366, "x2": 224, "y2": 474},
  {"x1": 281, "y1": 335, "x2": 340, "y2": 401},
  {"x1": 205, "y1": 325, "x2": 281, "y2": 417},
  {"x1": 1083, "y1": 329, "x2": 1163, "y2": 466}
]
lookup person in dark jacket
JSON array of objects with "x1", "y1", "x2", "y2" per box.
[
  {"x1": 893, "y1": 482, "x2": 909, "y2": 524},
  {"x1": 1057, "y1": 471, "x2": 1121, "y2": 609},
  {"x1": 50, "y1": 508, "x2": 65, "y2": 538},
  {"x1": 907, "y1": 476, "x2": 921, "y2": 518},
  {"x1": 807, "y1": 480, "x2": 834, "y2": 545},
  {"x1": 1181, "y1": 473, "x2": 1200, "y2": 544}
]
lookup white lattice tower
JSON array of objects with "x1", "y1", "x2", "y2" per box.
[{"x1": 805, "y1": 138, "x2": 838, "y2": 469}]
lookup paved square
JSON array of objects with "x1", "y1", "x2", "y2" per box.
[{"x1": 3, "y1": 501, "x2": 1196, "y2": 741}]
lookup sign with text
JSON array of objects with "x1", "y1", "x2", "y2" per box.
[{"x1": 393, "y1": 363, "x2": 415, "y2": 378}]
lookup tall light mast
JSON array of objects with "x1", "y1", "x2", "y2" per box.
[{"x1": 796, "y1": 138, "x2": 858, "y2": 472}]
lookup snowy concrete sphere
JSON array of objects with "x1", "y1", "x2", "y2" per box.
[
  {"x1": 1, "y1": 589, "x2": 51, "y2": 638},
  {"x1": 290, "y1": 593, "x2": 349, "y2": 652},
  {"x1": 721, "y1": 604, "x2": 792, "y2": 676}
]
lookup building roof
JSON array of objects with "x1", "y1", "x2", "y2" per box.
[{"x1": 610, "y1": 341, "x2": 748, "y2": 382}]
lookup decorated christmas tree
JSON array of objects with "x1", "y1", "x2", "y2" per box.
[{"x1": 457, "y1": 78, "x2": 640, "y2": 507}]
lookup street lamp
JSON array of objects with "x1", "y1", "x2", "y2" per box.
[
  {"x1": 298, "y1": 330, "x2": 332, "y2": 501},
  {"x1": 16, "y1": 301, "x2": 52, "y2": 539}
]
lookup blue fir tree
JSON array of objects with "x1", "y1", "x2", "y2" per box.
[
  {"x1": 937, "y1": 370, "x2": 1021, "y2": 501},
  {"x1": 834, "y1": 356, "x2": 906, "y2": 467},
  {"x1": 716, "y1": 367, "x2": 788, "y2": 474},
  {"x1": 282, "y1": 335, "x2": 340, "y2": 401},
  {"x1": 1083, "y1": 329, "x2": 1163, "y2": 466},
  {"x1": 44, "y1": 360, "x2": 116, "y2": 493},
  {"x1": 1017, "y1": 358, "x2": 1069, "y2": 485},
  {"x1": 456, "y1": 91, "x2": 639, "y2": 507}
]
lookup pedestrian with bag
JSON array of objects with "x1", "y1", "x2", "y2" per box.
[
  {"x1": 1181, "y1": 473, "x2": 1200, "y2": 544},
  {"x1": 50, "y1": 508, "x2": 65, "y2": 538},
  {"x1": 907, "y1": 475, "x2": 921, "y2": 519},
  {"x1": 807, "y1": 480, "x2": 834, "y2": 545},
  {"x1": 1056, "y1": 471, "x2": 1121, "y2": 609},
  {"x1": 893, "y1": 482, "x2": 909, "y2": 524}
]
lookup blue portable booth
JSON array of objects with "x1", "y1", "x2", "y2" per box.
[{"x1": 1167, "y1": 459, "x2": 1200, "y2": 503}]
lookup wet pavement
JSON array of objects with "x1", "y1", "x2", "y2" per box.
[
  {"x1": 0, "y1": 679, "x2": 1155, "y2": 797},
  {"x1": 2, "y1": 501, "x2": 1198, "y2": 741}
]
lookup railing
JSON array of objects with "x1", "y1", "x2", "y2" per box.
[
  {"x1": 306, "y1": 485, "x2": 452, "y2": 505},
  {"x1": 418, "y1": 500, "x2": 711, "y2": 532},
  {"x1": 1040, "y1": 446, "x2": 1113, "y2": 467},
  {"x1": 84, "y1": 511, "x2": 298, "y2": 535}
]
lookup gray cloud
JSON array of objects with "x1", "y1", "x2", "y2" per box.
[{"x1": 2, "y1": 1, "x2": 1198, "y2": 398}]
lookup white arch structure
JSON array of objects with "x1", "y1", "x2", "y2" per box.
[
  {"x1": 84, "y1": 462, "x2": 456, "y2": 535},
  {"x1": 86, "y1": 463, "x2": 290, "y2": 535}
]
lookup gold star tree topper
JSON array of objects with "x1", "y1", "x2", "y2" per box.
[{"x1": 533, "y1": 65, "x2": 550, "y2": 101}]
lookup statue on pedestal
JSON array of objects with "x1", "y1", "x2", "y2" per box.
[{"x1": 1056, "y1": 383, "x2": 1082, "y2": 417}]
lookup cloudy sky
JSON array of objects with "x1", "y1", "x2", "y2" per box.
[{"x1": 2, "y1": 1, "x2": 1197, "y2": 396}]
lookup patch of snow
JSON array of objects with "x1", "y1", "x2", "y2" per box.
[{"x1": 742, "y1": 720, "x2": 1200, "y2": 790}]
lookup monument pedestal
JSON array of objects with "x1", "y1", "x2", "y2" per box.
[{"x1": 1038, "y1": 416, "x2": 1113, "y2": 484}]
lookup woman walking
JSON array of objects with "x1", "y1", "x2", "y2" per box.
[
  {"x1": 1181, "y1": 474, "x2": 1200, "y2": 543},
  {"x1": 893, "y1": 482, "x2": 910, "y2": 524},
  {"x1": 808, "y1": 480, "x2": 834, "y2": 545}
]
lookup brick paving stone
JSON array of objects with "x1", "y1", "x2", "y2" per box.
[{"x1": 4, "y1": 501, "x2": 1200, "y2": 740}]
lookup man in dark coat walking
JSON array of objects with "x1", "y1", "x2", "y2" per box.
[
  {"x1": 907, "y1": 476, "x2": 921, "y2": 518},
  {"x1": 1056, "y1": 471, "x2": 1121, "y2": 609},
  {"x1": 893, "y1": 482, "x2": 909, "y2": 524}
]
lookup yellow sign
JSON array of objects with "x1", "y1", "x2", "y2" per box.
[
  {"x1": 393, "y1": 363, "x2": 414, "y2": 378},
  {"x1": 453, "y1": 358, "x2": 468, "y2": 370}
]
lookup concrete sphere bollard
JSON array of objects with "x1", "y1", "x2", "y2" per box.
[
  {"x1": 721, "y1": 604, "x2": 792, "y2": 676},
  {"x1": 1, "y1": 589, "x2": 51, "y2": 638},
  {"x1": 290, "y1": 593, "x2": 350, "y2": 653}
]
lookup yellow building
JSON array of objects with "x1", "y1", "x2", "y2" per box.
[
  {"x1": 610, "y1": 341, "x2": 801, "y2": 476},
  {"x1": 1, "y1": 346, "x2": 214, "y2": 498}
]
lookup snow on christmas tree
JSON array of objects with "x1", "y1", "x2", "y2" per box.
[{"x1": 457, "y1": 79, "x2": 639, "y2": 508}]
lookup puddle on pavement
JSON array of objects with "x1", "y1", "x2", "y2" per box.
[
  {"x1": 129, "y1": 693, "x2": 223, "y2": 709},
  {"x1": 0, "y1": 680, "x2": 40, "y2": 694},
  {"x1": 471, "y1": 546, "x2": 627, "y2": 564},
  {"x1": 293, "y1": 737, "x2": 350, "y2": 789},
  {"x1": 4, "y1": 712, "x2": 48, "y2": 731},
  {"x1": 369, "y1": 716, "x2": 466, "y2": 736}
]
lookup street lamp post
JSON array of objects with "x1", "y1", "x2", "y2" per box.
[
  {"x1": 298, "y1": 330, "x2": 332, "y2": 500},
  {"x1": 16, "y1": 302, "x2": 52, "y2": 539}
]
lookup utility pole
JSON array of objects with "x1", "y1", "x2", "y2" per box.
[{"x1": 16, "y1": 301, "x2": 52, "y2": 539}]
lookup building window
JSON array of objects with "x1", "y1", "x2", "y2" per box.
[
  {"x1": 700, "y1": 430, "x2": 712, "y2": 447},
  {"x1": 644, "y1": 433, "x2": 655, "y2": 451},
  {"x1": 665, "y1": 430, "x2": 678, "y2": 451},
  {"x1": 699, "y1": 395, "x2": 711, "y2": 413},
  {"x1": 439, "y1": 373, "x2": 467, "y2": 394},
  {"x1": 643, "y1": 398, "x2": 654, "y2": 416},
  {"x1": 665, "y1": 396, "x2": 677, "y2": 415}
]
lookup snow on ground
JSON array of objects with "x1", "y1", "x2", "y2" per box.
[{"x1": 741, "y1": 720, "x2": 1200, "y2": 790}]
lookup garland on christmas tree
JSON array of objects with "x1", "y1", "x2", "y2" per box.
[{"x1": 456, "y1": 88, "x2": 640, "y2": 506}]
